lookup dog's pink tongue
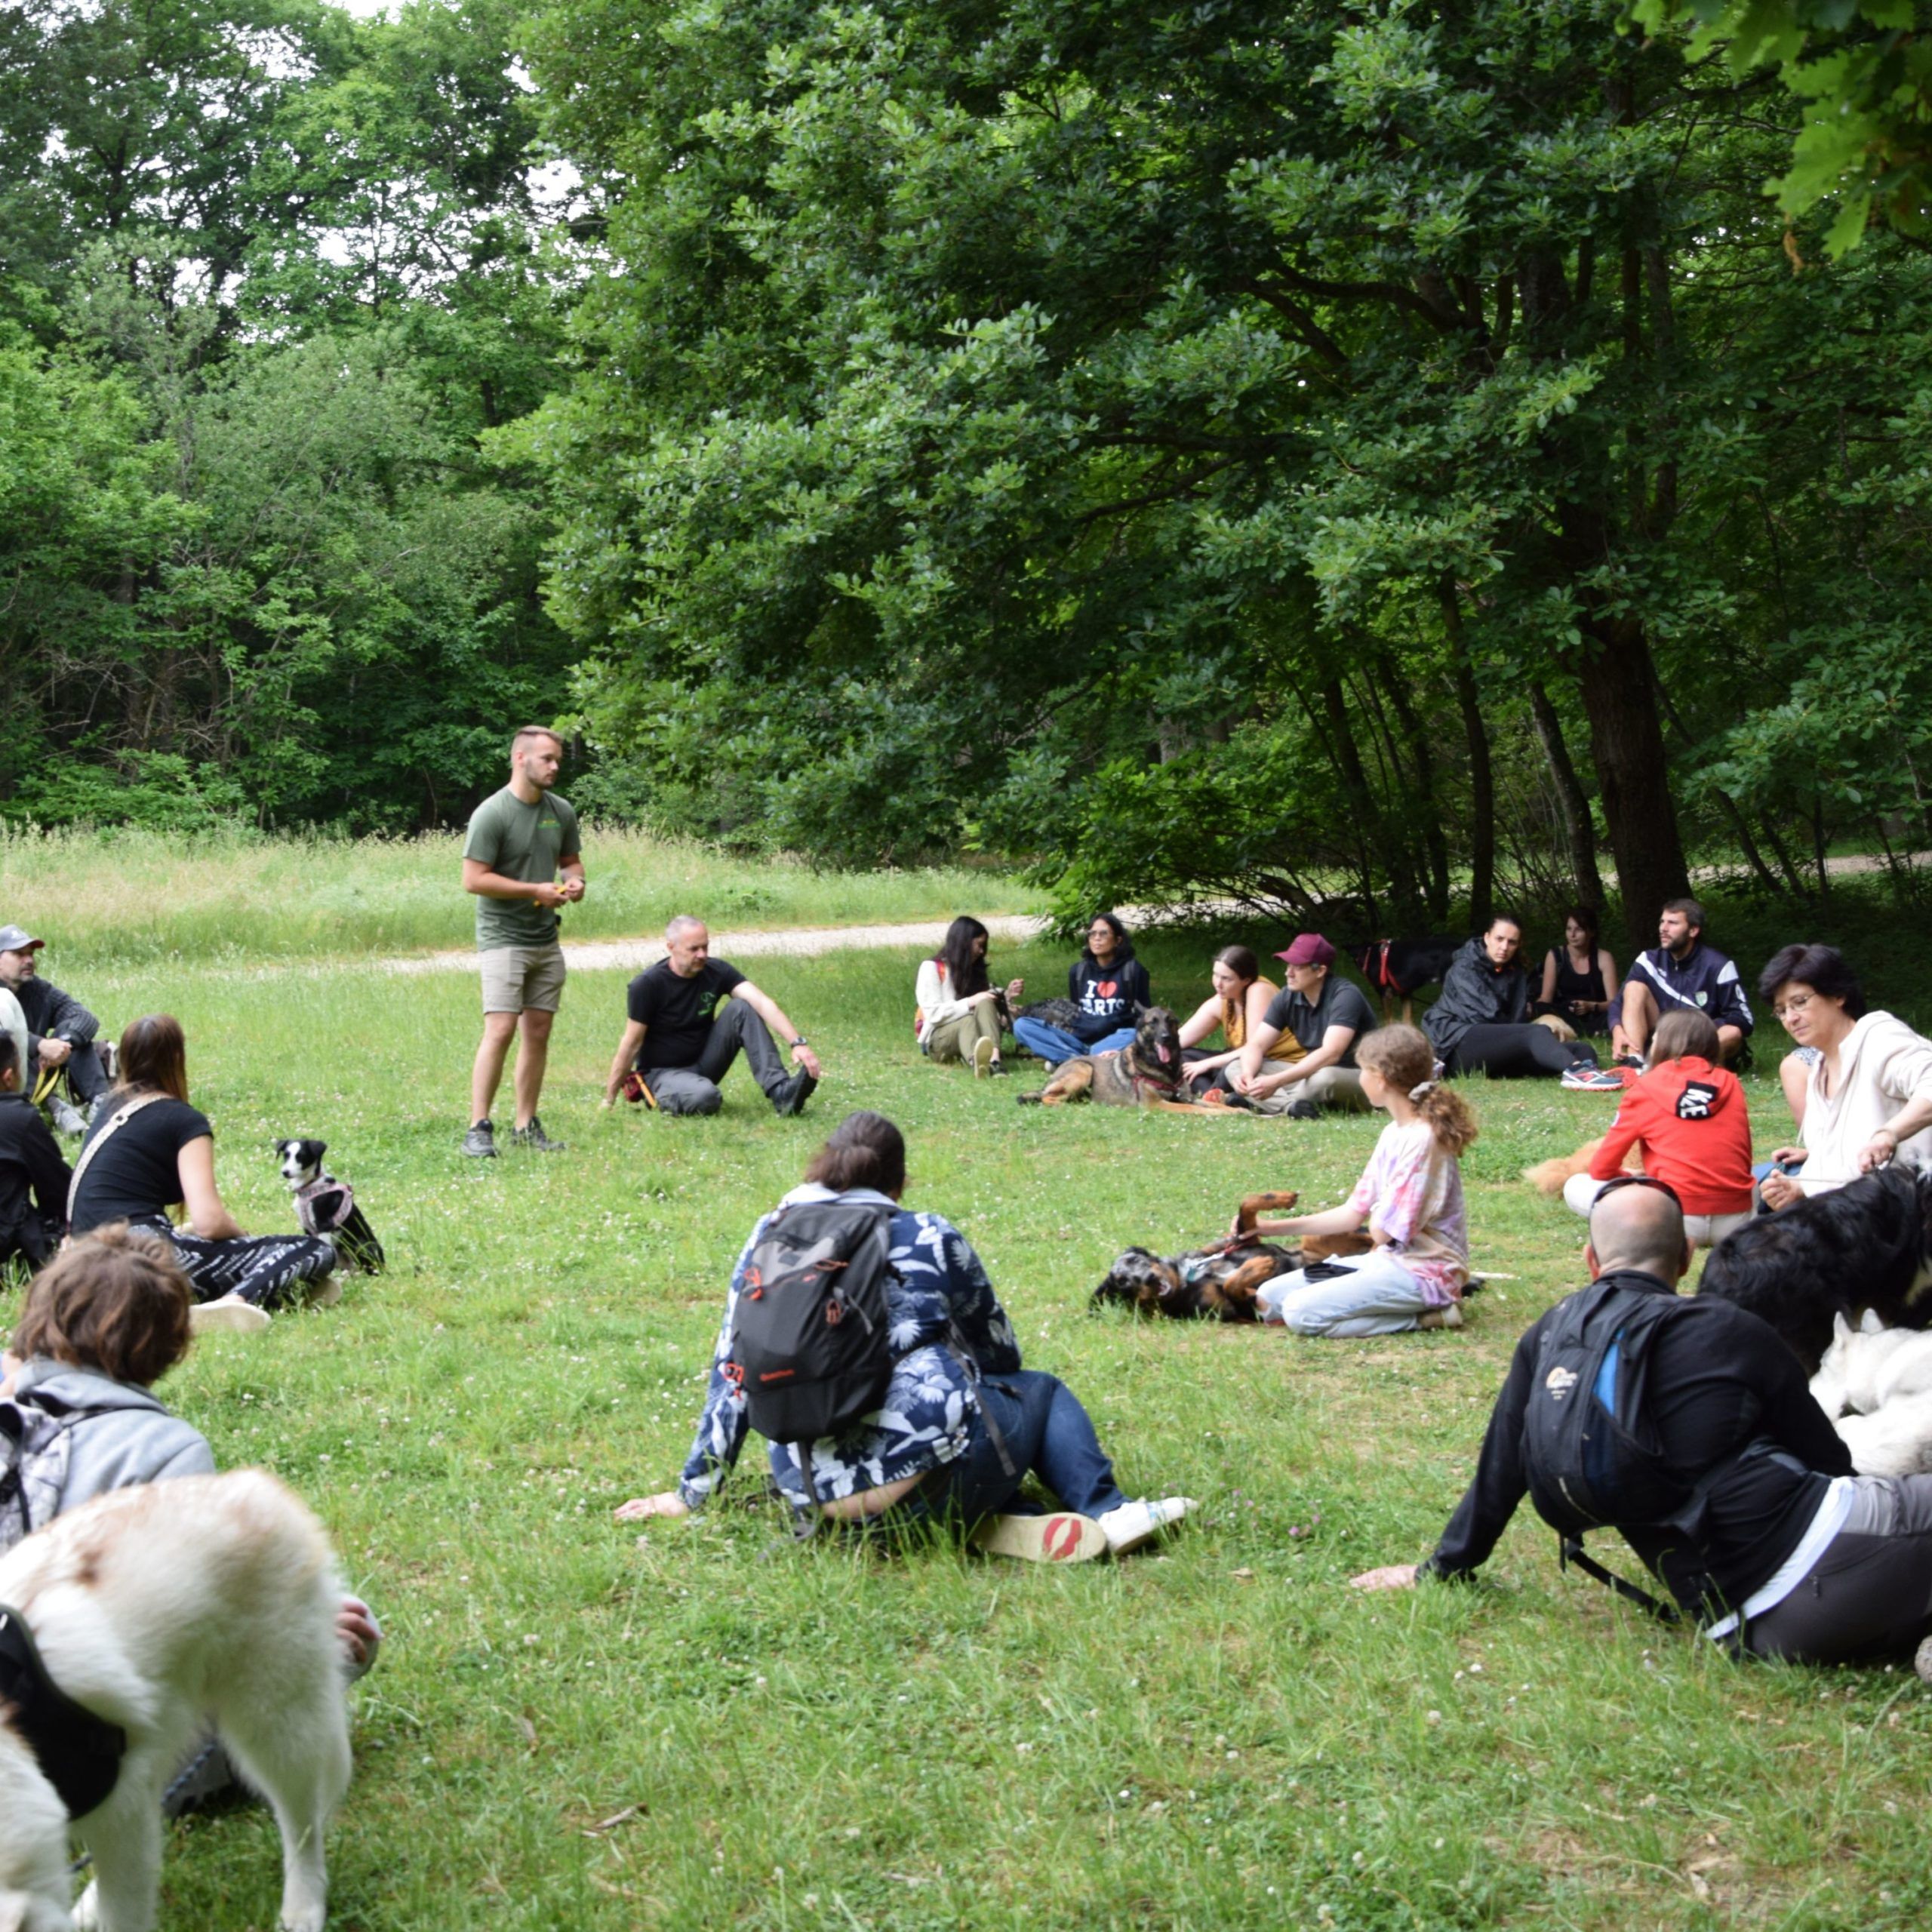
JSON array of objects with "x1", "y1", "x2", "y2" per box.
[{"x1": 1158, "y1": 1044, "x2": 1173, "y2": 1063}]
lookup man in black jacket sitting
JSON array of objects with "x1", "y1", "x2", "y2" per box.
[
  {"x1": 0, "y1": 1032, "x2": 69, "y2": 1275},
  {"x1": 0, "y1": 924, "x2": 106, "y2": 1135},
  {"x1": 1350, "y1": 1181, "x2": 1932, "y2": 1672}
]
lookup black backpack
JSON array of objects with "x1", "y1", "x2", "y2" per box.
[
  {"x1": 728, "y1": 1199, "x2": 897, "y2": 1495},
  {"x1": 1519, "y1": 1276, "x2": 1718, "y2": 1622}
]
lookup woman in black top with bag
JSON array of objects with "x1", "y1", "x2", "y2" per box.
[
  {"x1": 68, "y1": 1014, "x2": 337, "y2": 1334},
  {"x1": 1424, "y1": 915, "x2": 1601, "y2": 1080}
]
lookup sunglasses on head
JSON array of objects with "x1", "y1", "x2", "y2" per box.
[{"x1": 1593, "y1": 1172, "x2": 1683, "y2": 1211}]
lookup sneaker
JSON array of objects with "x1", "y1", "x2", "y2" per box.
[
  {"x1": 971, "y1": 1035, "x2": 997, "y2": 1078},
  {"x1": 1095, "y1": 1496, "x2": 1196, "y2": 1557},
  {"x1": 988, "y1": 1057, "x2": 1008, "y2": 1078},
  {"x1": 1418, "y1": 1303, "x2": 1465, "y2": 1331},
  {"x1": 1613, "y1": 1053, "x2": 1644, "y2": 1070},
  {"x1": 462, "y1": 1119, "x2": 497, "y2": 1159},
  {"x1": 510, "y1": 1115, "x2": 566, "y2": 1152},
  {"x1": 189, "y1": 1294, "x2": 272, "y2": 1336},
  {"x1": 1284, "y1": 1097, "x2": 1321, "y2": 1120},
  {"x1": 772, "y1": 1066, "x2": 820, "y2": 1118},
  {"x1": 48, "y1": 1094, "x2": 87, "y2": 1137},
  {"x1": 1915, "y1": 1634, "x2": 1932, "y2": 1685},
  {"x1": 1561, "y1": 1066, "x2": 1632, "y2": 1093},
  {"x1": 971, "y1": 1512, "x2": 1108, "y2": 1564}
]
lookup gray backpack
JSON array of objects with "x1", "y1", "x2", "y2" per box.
[{"x1": 0, "y1": 1393, "x2": 97, "y2": 1555}]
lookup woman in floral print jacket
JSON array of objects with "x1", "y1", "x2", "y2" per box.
[{"x1": 617, "y1": 1111, "x2": 1194, "y2": 1563}]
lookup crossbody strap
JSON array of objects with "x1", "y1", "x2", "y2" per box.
[{"x1": 64, "y1": 1091, "x2": 170, "y2": 1227}]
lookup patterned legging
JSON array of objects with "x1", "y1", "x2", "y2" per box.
[{"x1": 162, "y1": 1226, "x2": 337, "y2": 1309}]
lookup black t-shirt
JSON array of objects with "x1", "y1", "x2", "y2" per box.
[
  {"x1": 69, "y1": 1097, "x2": 213, "y2": 1236},
  {"x1": 627, "y1": 959, "x2": 748, "y2": 1069},
  {"x1": 1261, "y1": 974, "x2": 1377, "y2": 1068}
]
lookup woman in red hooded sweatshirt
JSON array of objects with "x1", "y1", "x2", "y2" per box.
[{"x1": 1562, "y1": 1008, "x2": 1754, "y2": 1246}]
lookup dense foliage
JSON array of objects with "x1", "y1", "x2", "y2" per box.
[
  {"x1": 0, "y1": 0, "x2": 577, "y2": 831},
  {"x1": 5, "y1": 1, "x2": 1932, "y2": 939}
]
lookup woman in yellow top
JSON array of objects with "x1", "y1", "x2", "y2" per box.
[{"x1": 1177, "y1": 946, "x2": 1305, "y2": 1098}]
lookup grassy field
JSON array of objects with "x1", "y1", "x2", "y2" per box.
[
  {"x1": 0, "y1": 823, "x2": 1045, "y2": 965},
  {"x1": 17, "y1": 910, "x2": 1932, "y2": 1930}
]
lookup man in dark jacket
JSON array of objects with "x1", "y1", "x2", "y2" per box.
[
  {"x1": 1350, "y1": 1183, "x2": 1932, "y2": 1672},
  {"x1": 1422, "y1": 914, "x2": 1598, "y2": 1080},
  {"x1": 1610, "y1": 897, "x2": 1753, "y2": 1066},
  {"x1": 0, "y1": 924, "x2": 106, "y2": 1134},
  {"x1": 0, "y1": 1032, "x2": 69, "y2": 1274}
]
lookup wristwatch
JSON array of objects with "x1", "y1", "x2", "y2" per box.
[{"x1": 789, "y1": 1035, "x2": 808, "y2": 1049}]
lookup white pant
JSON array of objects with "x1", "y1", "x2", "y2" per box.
[
  {"x1": 1256, "y1": 1251, "x2": 1437, "y2": 1337},
  {"x1": 1561, "y1": 1172, "x2": 1747, "y2": 1249}
]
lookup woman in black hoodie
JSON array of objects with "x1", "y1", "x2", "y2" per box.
[
  {"x1": 1013, "y1": 913, "x2": 1153, "y2": 1067},
  {"x1": 1423, "y1": 915, "x2": 1601, "y2": 1080}
]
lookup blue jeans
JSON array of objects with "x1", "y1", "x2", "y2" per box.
[
  {"x1": 1013, "y1": 1018, "x2": 1137, "y2": 1066},
  {"x1": 1255, "y1": 1251, "x2": 1436, "y2": 1337},
  {"x1": 904, "y1": 1370, "x2": 1129, "y2": 1525}
]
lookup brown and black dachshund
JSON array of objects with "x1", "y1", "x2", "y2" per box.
[{"x1": 1090, "y1": 1192, "x2": 1374, "y2": 1321}]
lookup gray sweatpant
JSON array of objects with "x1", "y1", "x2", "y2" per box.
[
  {"x1": 1255, "y1": 1251, "x2": 1437, "y2": 1337},
  {"x1": 641, "y1": 998, "x2": 790, "y2": 1115},
  {"x1": 1742, "y1": 1474, "x2": 1932, "y2": 1665}
]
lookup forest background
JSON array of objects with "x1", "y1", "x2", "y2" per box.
[{"x1": 5, "y1": 0, "x2": 1932, "y2": 949}]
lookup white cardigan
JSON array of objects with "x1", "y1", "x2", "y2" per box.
[
  {"x1": 913, "y1": 958, "x2": 979, "y2": 1040},
  {"x1": 1798, "y1": 1009, "x2": 1932, "y2": 1194}
]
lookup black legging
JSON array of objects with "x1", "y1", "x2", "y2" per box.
[{"x1": 1446, "y1": 1023, "x2": 1597, "y2": 1080}]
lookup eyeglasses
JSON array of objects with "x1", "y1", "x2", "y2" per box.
[
  {"x1": 1771, "y1": 992, "x2": 1814, "y2": 1020},
  {"x1": 1594, "y1": 1173, "x2": 1683, "y2": 1211}
]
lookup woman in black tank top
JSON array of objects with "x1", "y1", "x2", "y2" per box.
[{"x1": 1534, "y1": 907, "x2": 1620, "y2": 1036}]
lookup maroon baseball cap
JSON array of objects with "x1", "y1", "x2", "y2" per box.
[{"x1": 1275, "y1": 934, "x2": 1335, "y2": 968}]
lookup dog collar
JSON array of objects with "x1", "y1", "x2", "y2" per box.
[{"x1": 0, "y1": 1601, "x2": 127, "y2": 1819}]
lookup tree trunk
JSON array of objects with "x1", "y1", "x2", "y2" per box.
[
  {"x1": 1441, "y1": 583, "x2": 1494, "y2": 931},
  {"x1": 1377, "y1": 649, "x2": 1451, "y2": 919},
  {"x1": 1527, "y1": 681, "x2": 1605, "y2": 910},
  {"x1": 1572, "y1": 613, "x2": 1690, "y2": 952}
]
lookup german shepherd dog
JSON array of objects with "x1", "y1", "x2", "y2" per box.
[
  {"x1": 1697, "y1": 1166, "x2": 1932, "y2": 1374},
  {"x1": 1353, "y1": 937, "x2": 1461, "y2": 1026},
  {"x1": 1091, "y1": 1193, "x2": 1375, "y2": 1321},
  {"x1": 1018, "y1": 1006, "x2": 1220, "y2": 1112}
]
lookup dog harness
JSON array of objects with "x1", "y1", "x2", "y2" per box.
[{"x1": 0, "y1": 1602, "x2": 127, "y2": 1817}]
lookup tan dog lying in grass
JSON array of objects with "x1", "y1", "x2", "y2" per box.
[
  {"x1": 1523, "y1": 1137, "x2": 1632, "y2": 1195},
  {"x1": 0, "y1": 1472, "x2": 350, "y2": 1932}
]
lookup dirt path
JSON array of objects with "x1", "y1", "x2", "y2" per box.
[{"x1": 380, "y1": 912, "x2": 1058, "y2": 977}]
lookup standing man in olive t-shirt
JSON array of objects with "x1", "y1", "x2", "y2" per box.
[{"x1": 460, "y1": 726, "x2": 584, "y2": 1157}]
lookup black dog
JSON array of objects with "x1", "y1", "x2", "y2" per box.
[
  {"x1": 1697, "y1": 1167, "x2": 1932, "y2": 1373},
  {"x1": 274, "y1": 1138, "x2": 386, "y2": 1275},
  {"x1": 1014, "y1": 996, "x2": 1087, "y2": 1032},
  {"x1": 1352, "y1": 938, "x2": 1461, "y2": 1025}
]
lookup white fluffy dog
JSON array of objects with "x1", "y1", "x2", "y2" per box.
[
  {"x1": 1832, "y1": 1395, "x2": 1932, "y2": 1478},
  {"x1": 0, "y1": 1471, "x2": 351, "y2": 1932},
  {"x1": 1810, "y1": 1310, "x2": 1932, "y2": 1477}
]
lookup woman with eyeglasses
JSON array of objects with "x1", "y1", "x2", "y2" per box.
[
  {"x1": 1558, "y1": 1009, "x2": 1752, "y2": 1246},
  {"x1": 1758, "y1": 944, "x2": 1932, "y2": 1211}
]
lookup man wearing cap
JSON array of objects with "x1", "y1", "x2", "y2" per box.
[
  {"x1": 1226, "y1": 934, "x2": 1378, "y2": 1116},
  {"x1": 0, "y1": 926, "x2": 106, "y2": 1137}
]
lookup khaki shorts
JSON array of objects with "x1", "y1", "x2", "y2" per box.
[{"x1": 480, "y1": 943, "x2": 567, "y2": 1014}]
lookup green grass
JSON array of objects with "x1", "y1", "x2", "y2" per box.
[
  {"x1": 0, "y1": 823, "x2": 1044, "y2": 966},
  {"x1": 23, "y1": 912, "x2": 1932, "y2": 1932}
]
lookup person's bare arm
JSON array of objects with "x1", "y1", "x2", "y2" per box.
[
  {"x1": 604, "y1": 1020, "x2": 648, "y2": 1106},
  {"x1": 462, "y1": 857, "x2": 565, "y2": 909},
  {"x1": 176, "y1": 1135, "x2": 244, "y2": 1240},
  {"x1": 1598, "y1": 949, "x2": 1620, "y2": 1013},
  {"x1": 735, "y1": 980, "x2": 824, "y2": 1078},
  {"x1": 1248, "y1": 1201, "x2": 1368, "y2": 1240},
  {"x1": 1539, "y1": 950, "x2": 1558, "y2": 1007},
  {"x1": 1232, "y1": 1018, "x2": 1288, "y2": 1091}
]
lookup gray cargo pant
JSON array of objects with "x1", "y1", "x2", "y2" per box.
[{"x1": 641, "y1": 999, "x2": 790, "y2": 1115}]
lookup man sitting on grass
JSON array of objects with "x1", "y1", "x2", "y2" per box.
[
  {"x1": 1351, "y1": 1181, "x2": 1932, "y2": 1675},
  {"x1": 0, "y1": 923, "x2": 108, "y2": 1136},
  {"x1": 1223, "y1": 933, "x2": 1377, "y2": 1116},
  {"x1": 602, "y1": 916, "x2": 823, "y2": 1118},
  {"x1": 1609, "y1": 898, "x2": 1752, "y2": 1068}
]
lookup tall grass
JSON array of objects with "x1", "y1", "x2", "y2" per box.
[
  {"x1": 0, "y1": 823, "x2": 1045, "y2": 966},
  {"x1": 12, "y1": 931, "x2": 1928, "y2": 1928}
]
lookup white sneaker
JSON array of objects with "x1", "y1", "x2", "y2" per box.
[
  {"x1": 1096, "y1": 1497, "x2": 1196, "y2": 1557},
  {"x1": 1418, "y1": 1303, "x2": 1465, "y2": 1331},
  {"x1": 189, "y1": 1294, "x2": 272, "y2": 1336},
  {"x1": 972, "y1": 1036, "x2": 997, "y2": 1078},
  {"x1": 49, "y1": 1096, "x2": 87, "y2": 1137},
  {"x1": 971, "y1": 1512, "x2": 1107, "y2": 1564},
  {"x1": 1915, "y1": 1634, "x2": 1932, "y2": 1686}
]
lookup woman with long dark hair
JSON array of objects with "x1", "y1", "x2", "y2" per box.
[
  {"x1": 617, "y1": 1111, "x2": 1193, "y2": 1561},
  {"x1": 66, "y1": 1014, "x2": 338, "y2": 1333},
  {"x1": 913, "y1": 917, "x2": 1023, "y2": 1075},
  {"x1": 1011, "y1": 911, "x2": 1152, "y2": 1068},
  {"x1": 1534, "y1": 906, "x2": 1620, "y2": 1037}
]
